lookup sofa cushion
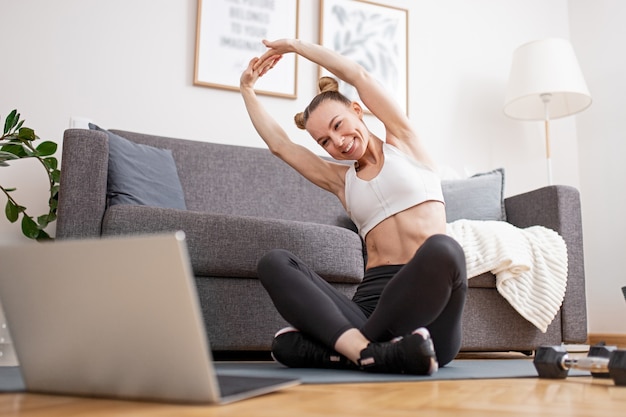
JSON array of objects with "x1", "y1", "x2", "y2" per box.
[
  {"x1": 101, "y1": 205, "x2": 365, "y2": 284},
  {"x1": 89, "y1": 124, "x2": 187, "y2": 210},
  {"x1": 109, "y1": 130, "x2": 356, "y2": 231},
  {"x1": 442, "y1": 168, "x2": 506, "y2": 222}
]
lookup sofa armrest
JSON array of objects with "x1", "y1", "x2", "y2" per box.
[
  {"x1": 56, "y1": 129, "x2": 109, "y2": 239},
  {"x1": 504, "y1": 185, "x2": 587, "y2": 343},
  {"x1": 101, "y1": 205, "x2": 364, "y2": 284}
]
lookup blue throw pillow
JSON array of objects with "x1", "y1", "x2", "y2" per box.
[
  {"x1": 89, "y1": 124, "x2": 187, "y2": 210},
  {"x1": 441, "y1": 168, "x2": 506, "y2": 222}
]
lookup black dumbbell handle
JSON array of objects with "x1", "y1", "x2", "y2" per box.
[{"x1": 562, "y1": 355, "x2": 610, "y2": 372}]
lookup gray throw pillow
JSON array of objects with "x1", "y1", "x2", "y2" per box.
[
  {"x1": 89, "y1": 124, "x2": 187, "y2": 210},
  {"x1": 441, "y1": 168, "x2": 506, "y2": 222}
]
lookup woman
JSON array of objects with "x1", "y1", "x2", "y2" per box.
[{"x1": 240, "y1": 39, "x2": 467, "y2": 375}]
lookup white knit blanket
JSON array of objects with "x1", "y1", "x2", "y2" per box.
[{"x1": 446, "y1": 219, "x2": 568, "y2": 332}]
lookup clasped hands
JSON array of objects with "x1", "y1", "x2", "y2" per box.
[{"x1": 240, "y1": 39, "x2": 292, "y2": 88}]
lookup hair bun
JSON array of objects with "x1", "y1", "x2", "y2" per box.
[
  {"x1": 319, "y1": 76, "x2": 339, "y2": 93},
  {"x1": 293, "y1": 77, "x2": 342, "y2": 130},
  {"x1": 294, "y1": 112, "x2": 306, "y2": 130}
]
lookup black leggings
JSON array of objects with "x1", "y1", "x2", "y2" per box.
[{"x1": 256, "y1": 234, "x2": 467, "y2": 366}]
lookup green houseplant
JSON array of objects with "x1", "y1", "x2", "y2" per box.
[{"x1": 0, "y1": 110, "x2": 60, "y2": 240}]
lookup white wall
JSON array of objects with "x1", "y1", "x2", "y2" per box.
[
  {"x1": 0, "y1": 0, "x2": 576, "y2": 230},
  {"x1": 569, "y1": 0, "x2": 626, "y2": 334},
  {"x1": 1, "y1": 0, "x2": 622, "y2": 334}
]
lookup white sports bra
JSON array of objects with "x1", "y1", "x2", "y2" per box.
[{"x1": 344, "y1": 143, "x2": 445, "y2": 239}]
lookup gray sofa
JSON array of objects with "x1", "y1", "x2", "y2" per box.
[{"x1": 56, "y1": 128, "x2": 588, "y2": 354}]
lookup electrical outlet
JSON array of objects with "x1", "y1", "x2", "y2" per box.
[{"x1": 69, "y1": 116, "x2": 92, "y2": 129}]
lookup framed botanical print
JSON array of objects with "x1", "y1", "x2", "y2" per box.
[{"x1": 319, "y1": 0, "x2": 409, "y2": 113}]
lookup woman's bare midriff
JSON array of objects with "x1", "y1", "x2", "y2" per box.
[{"x1": 363, "y1": 201, "x2": 447, "y2": 269}]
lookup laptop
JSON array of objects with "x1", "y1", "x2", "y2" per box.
[{"x1": 0, "y1": 231, "x2": 299, "y2": 404}]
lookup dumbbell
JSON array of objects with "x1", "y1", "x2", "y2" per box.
[
  {"x1": 533, "y1": 345, "x2": 626, "y2": 386},
  {"x1": 588, "y1": 343, "x2": 618, "y2": 378}
]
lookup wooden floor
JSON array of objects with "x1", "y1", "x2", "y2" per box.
[
  {"x1": 2, "y1": 358, "x2": 625, "y2": 417},
  {"x1": 3, "y1": 338, "x2": 625, "y2": 416}
]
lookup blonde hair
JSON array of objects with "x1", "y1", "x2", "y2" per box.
[{"x1": 294, "y1": 77, "x2": 351, "y2": 130}]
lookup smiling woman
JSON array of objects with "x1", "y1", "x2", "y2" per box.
[{"x1": 239, "y1": 38, "x2": 466, "y2": 376}]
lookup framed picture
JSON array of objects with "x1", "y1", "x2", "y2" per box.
[
  {"x1": 319, "y1": 0, "x2": 409, "y2": 114},
  {"x1": 194, "y1": 0, "x2": 299, "y2": 98}
]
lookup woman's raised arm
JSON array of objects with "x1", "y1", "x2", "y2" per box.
[
  {"x1": 240, "y1": 57, "x2": 347, "y2": 195},
  {"x1": 257, "y1": 41, "x2": 410, "y2": 135},
  {"x1": 255, "y1": 39, "x2": 436, "y2": 168}
]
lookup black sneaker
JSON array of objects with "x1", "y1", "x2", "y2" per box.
[
  {"x1": 358, "y1": 327, "x2": 438, "y2": 375},
  {"x1": 271, "y1": 327, "x2": 358, "y2": 370}
]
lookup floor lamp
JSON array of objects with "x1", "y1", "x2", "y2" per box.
[{"x1": 503, "y1": 38, "x2": 592, "y2": 185}]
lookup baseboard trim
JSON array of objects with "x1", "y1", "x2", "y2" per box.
[{"x1": 587, "y1": 333, "x2": 626, "y2": 348}]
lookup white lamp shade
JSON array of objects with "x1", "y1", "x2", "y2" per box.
[{"x1": 504, "y1": 38, "x2": 592, "y2": 120}]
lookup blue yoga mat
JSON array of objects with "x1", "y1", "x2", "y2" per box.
[
  {"x1": 214, "y1": 359, "x2": 589, "y2": 384},
  {"x1": 0, "y1": 359, "x2": 589, "y2": 391}
]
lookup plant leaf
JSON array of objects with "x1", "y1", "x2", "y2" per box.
[
  {"x1": 5, "y1": 200, "x2": 19, "y2": 222},
  {"x1": 0, "y1": 150, "x2": 20, "y2": 162},
  {"x1": 21, "y1": 215, "x2": 40, "y2": 239},
  {"x1": 51, "y1": 169, "x2": 61, "y2": 183},
  {"x1": 36, "y1": 229, "x2": 51, "y2": 241},
  {"x1": 0, "y1": 143, "x2": 27, "y2": 157},
  {"x1": 37, "y1": 213, "x2": 50, "y2": 228},
  {"x1": 2, "y1": 110, "x2": 59, "y2": 240},
  {"x1": 36, "y1": 141, "x2": 57, "y2": 157},
  {"x1": 3, "y1": 110, "x2": 18, "y2": 135},
  {"x1": 18, "y1": 127, "x2": 36, "y2": 141},
  {"x1": 43, "y1": 156, "x2": 58, "y2": 170}
]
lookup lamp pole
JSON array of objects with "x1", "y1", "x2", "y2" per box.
[{"x1": 541, "y1": 93, "x2": 553, "y2": 185}]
